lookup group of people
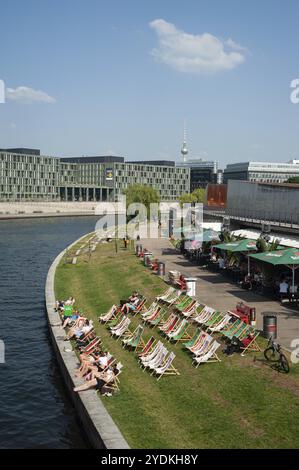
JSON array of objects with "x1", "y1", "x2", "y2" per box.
[{"x1": 55, "y1": 296, "x2": 122, "y2": 396}]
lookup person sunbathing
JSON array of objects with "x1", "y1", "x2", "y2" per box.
[
  {"x1": 75, "y1": 348, "x2": 105, "y2": 377},
  {"x1": 75, "y1": 351, "x2": 110, "y2": 378},
  {"x1": 73, "y1": 366, "x2": 116, "y2": 394},
  {"x1": 65, "y1": 296, "x2": 75, "y2": 306},
  {"x1": 62, "y1": 309, "x2": 80, "y2": 329},
  {"x1": 65, "y1": 318, "x2": 93, "y2": 341},
  {"x1": 121, "y1": 294, "x2": 140, "y2": 314}
]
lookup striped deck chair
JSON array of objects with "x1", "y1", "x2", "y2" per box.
[
  {"x1": 140, "y1": 342, "x2": 166, "y2": 370},
  {"x1": 167, "y1": 319, "x2": 191, "y2": 343},
  {"x1": 158, "y1": 313, "x2": 176, "y2": 332},
  {"x1": 145, "y1": 347, "x2": 168, "y2": 373},
  {"x1": 79, "y1": 336, "x2": 101, "y2": 354},
  {"x1": 131, "y1": 296, "x2": 147, "y2": 316},
  {"x1": 192, "y1": 341, "x2": 221, "y2": 367},
  {"x1": 111, "y1": 317, "x2": 131, "y2": 340},
  {"x1": 181, "y1": 300, "x2": 199, "y2": 319},
  {"x1": 137, "y1": 336, "x2": 155, "y2": 358},
  {"x1": 147, "y1": 308, "x2": 167, "y2": 328},
  {"x1": 183, "y1": 329, "x2": 201, "y2": 349},
  {"x1": 160, "y1": 315, "x2": 179, "y2": 335},
  {"x1": 162, "y1": 289, "x2": 182, "y2": 306},
  {"x1": 141, "y1": 302, "x2": 159, "y2": 320},
  {"x1": 98, "y1": 304, "x2": 118, "y2": 324},
  {"x1": 189, "y1": 333, "x2": 213, "y2": 357},
  {"x1": 208, "y1": 314, "x2": 232, "y2": 333},
  {"x1": 122, "y1": 324, "x2": 144, "y2": 350},
  {"x1": 156, "y1": 286, "x2": 175, "y2": 302},
  {"x1": 155, "y1": 352, "x2": 180, "y2": 380},
  {"x1": 222, "y1": 320, "x2": 248, "y2": 340},
  {"x1": 239, "y1": 327, "x2": 261, "y2": 356},
  {"x1": 142, "y1": 305, "x2": 161, "y2": 324},
  {"x1": 139, "y1": 341, "x2": 163, "y2": 366},
  {"x1": 193, "y1": 306, "x2": 216, "y2": 325},
  {"x1": 203, "y1": 311, "x2": 223, "y2": 329},
  {"x1": 109, "y1": 315, "x2": 127, "y2": 333},
  {"x1": 106, "y1": 309, "x2": 123, "y2": 328},
  {"x1": 174, "y1": 295, "x2": 193, "y2": 312}
]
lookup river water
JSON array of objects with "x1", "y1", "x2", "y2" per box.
[{"x1": 0, "y1": 216, "x2": 100, "y2": 449}]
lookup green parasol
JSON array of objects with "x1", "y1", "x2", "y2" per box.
[{"x1": 249, "y1": 248, "x2": 299, "y2": 290}]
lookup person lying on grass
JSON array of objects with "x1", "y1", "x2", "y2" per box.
[
  {"x1": 73, "y1": 365, "x2": 117, "y2": 395},
  {"x1": 64, "y1": 318, "x2": 93, "y2": 341}
]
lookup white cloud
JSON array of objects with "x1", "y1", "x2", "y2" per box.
[
  {"x1": 6, "y1": 86, "x2": 56, "y2": 104},
  {"x1": 149, "y1": 19, "x2": 247, "y2": 74}
]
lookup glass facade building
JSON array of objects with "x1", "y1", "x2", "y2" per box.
[{"x1": 0, "y1": 149, "x2": 190, "y2": 202}]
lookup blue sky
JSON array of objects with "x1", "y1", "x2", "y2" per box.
[{"x1": 0, "y1": 0, "x2": 299, "y2": 168}]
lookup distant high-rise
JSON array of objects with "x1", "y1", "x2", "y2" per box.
[{"x1": 181, "y1": 121, "x2": 188, "y2": 162}]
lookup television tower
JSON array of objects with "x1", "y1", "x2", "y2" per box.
[{"x1": 181, "y1": 120, "x2": 188, "y2": 162}]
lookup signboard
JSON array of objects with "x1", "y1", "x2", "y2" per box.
[{"x1": 105, "y1": 168, "x2": 113, "y2": 181}]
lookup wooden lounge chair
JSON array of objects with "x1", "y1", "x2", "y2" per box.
[
  {"x1": 181, "y1": 300, "x2": 199, "y2": 319},
  {"x1": 156, "y1": 287, "x2": 175, "y2": 302},
  {"x1": 155, "y1": 352, "x2": 180, "y2": 380},
  {"x1": 240, "y1": 328, "x2": 261, "y2": 356},
  {"x1": 208, "y1": 314, "x2": 232, "y2": 333},
  {"x1": 110, "y1": 317, "x2": 131, "y2": 340},
  {"x1": 98, "y1": 304, "x2": 118, "y2": 323},
  {"x1": 192, "y1": 341, "x2": 221, "y2": 367},
  {"x1": 122, "y1": 324, "x2": 145, "y2": 351},
  {"x1": 167, "y1": 319, "x2": 191, "y2": 343},
  {"x1": 183, "y1": 329, "x2": 201, "y2": 349},
  {"x1": 137, "y1": 336, "x2": 155, "y2": 358}
]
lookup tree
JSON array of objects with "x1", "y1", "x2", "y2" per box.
[
  {"x1": 287, "y1": 177, "x2": 299, "y2": 184},
  {"x1": 191, "y1": 188, "x2": 206, "y2": 203},
  {"x1": 123, "y1": 184, "x2": 160, "y2": 220},
  {"x1": 178, "y1": 192, "x2": 196, "y2": 207},
  {"x1": 256, "y1": 237, "x2": 281, "y2": 252}
]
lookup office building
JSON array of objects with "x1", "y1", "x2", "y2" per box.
[
  {"x1": 0, "y1": 149, "x2": 190, "y2": 202},
  {"x1": 223, "y1": 161, "x2": 299, "y2": 184}
]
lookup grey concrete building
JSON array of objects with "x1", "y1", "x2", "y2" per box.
[
  {"x1": 0, "y1": 149, "x2": 190, "y2": 202},
  {"x1": 223, "y1": 160, "x2": 299, "y2": 184},
  {"x1": 226, "y1": 179, "x2": 299, "y2": 225}
]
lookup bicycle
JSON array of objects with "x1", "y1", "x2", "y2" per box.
[{"x1": 264, "y1": 337, "x2": 290, "y2": 373}]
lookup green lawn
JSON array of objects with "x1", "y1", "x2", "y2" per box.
[{"x1": 55, "y1": 239, "x2": 299, "y2": 449}]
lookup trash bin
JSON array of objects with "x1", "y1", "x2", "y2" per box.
[
  {"x1": 144, "y1": 252, "x2": 152, "y2": 266},
  {"x1": 263, "y1": 314, "x2": 277, "y2": 339},
  {"x1": 136, "y1": 244, "x2": 142, "y2": 256},
  {"x1": 158, "y1": 261, "x2": 165, "y2": 276},
  {"x1": 249, "y1": 307, "x2": 256, "y2": 326}
]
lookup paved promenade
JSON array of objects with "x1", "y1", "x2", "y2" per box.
[{"x1": 141, "y1": 237, "x2": 299, "y2": 351}]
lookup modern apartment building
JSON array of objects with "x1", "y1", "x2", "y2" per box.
[
  {"x1": 0, "y1": 149, "x2": 190, "y2": 202},
  {"x1": 177, "y1": 158, "x2": 220, "y2": 191},
  {"x1": 223, "y1": 160, "x2": 299, "y2": 184}
]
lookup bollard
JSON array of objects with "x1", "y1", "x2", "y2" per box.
[
  {"x1": 263, "y1": 315, "x2": 277, "y2": 339},
  {"x1": 249, "y1": 307, "x2": 256, "y2": 326}
]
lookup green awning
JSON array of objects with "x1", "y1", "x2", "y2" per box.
[
  {"x1": 249, "y1": 248, "x2": 299, "y2": 265},
  {"x1": 214, "y1": 239, "x2": 258, "y2": 253},
  {"x1": 249, "y1": 248, "x2": 299, "y2": 289}
]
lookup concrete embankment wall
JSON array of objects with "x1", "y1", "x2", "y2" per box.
[
  {"x1": 45, "y1": 233, "x2": 130, "y2": 449},
  {"x1": 0, "y1": 202, "x2": 97, "y2": 219}
]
